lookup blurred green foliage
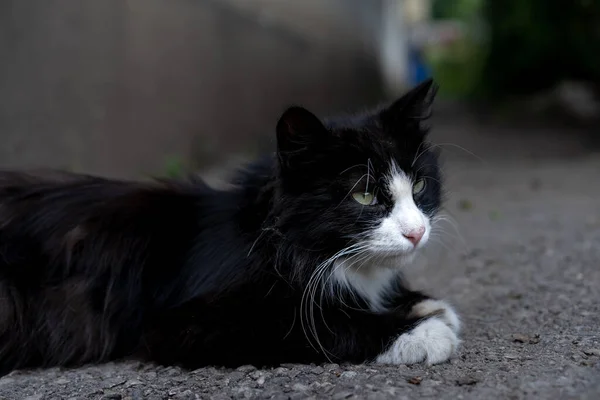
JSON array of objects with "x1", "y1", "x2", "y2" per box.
[
  {"x1": 163, "y1": 155, "x2": 185, "y2": 179},
  {"x1": 428, "y1": 0, "x2": 486, "y2": 99},
  {"x1": 429, "y1": 0, "x2": 600, "y2": 101},
  {"x1": 481, "y1": 0, "x2": 600, "y2": 99}
]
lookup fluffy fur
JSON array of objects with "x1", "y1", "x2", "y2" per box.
[{"x1": 0, "y1": 79, "x2": 460, "y2": 375}]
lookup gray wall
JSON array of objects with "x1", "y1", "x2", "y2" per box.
[{"x1": 0, "y1": 0, "x2": 385, "y2": 179}]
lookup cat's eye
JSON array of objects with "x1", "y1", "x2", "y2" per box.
[
  {"x1": 352, "y1": 192, "x2": 378, "y2": 206},
  {"x1": 412, "y1": 179, "x2": 426, "y2": 195}
]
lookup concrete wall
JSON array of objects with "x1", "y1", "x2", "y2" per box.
[{"x1": 0, "y1": 0, "x2": 385, "y2": 179}]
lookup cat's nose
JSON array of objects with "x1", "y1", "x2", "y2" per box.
[{"x1": 404, "y1": 226, "x2": 425, "y2": 247}]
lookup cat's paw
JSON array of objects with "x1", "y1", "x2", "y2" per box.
[{"x1": 375, "y1": 299, "x2": 461, "y2": 365}]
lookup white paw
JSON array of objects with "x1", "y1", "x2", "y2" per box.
[{"x1": 375, "y1": 300, "x2": 461, "y2": 365}]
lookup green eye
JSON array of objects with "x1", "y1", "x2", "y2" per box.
[
  {"x1": 412, "y1": 179, "x2": 426, "y2": 195},
  {"x1": 352, "y1": 192, "x2": 378, "y2": 206}
]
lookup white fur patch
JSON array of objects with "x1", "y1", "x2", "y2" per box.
[
  {"x1": 375, "y1": 300, "x2": 461, "y2": 365},
  {"x1": 367, "y1": 164, "x2": 431, "y2": 257},
  {"x1": 332, "y1": 260, "x2": 398, "y2": 312}
]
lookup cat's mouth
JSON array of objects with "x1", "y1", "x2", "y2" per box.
[{"x1": 368, "y1": 243, "x2": 421, "y2": 257}]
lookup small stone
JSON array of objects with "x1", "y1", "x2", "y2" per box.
[
  {"x1": 332, "y1": 392, "x2": 354, "y2": 400},
  {"x1": 163, "y1": 367, "x2": 178, "y2": 375},
  {"x1": 55, "y1": 378, "x2": 70, "y2": 385},
  {"x1": 144, "y1": 372, "x2": 157, "y2": 380},
  {"x1": 504, "y1": 354, "x2": 519, "y2": 360},
  {"x1": 273, "y1": 367, "x2": 289, "y2": 376},
  {"x1": 107, "y1": 379, "x2": 127, "y2": 389},
  {"x1": 456, "y1": 376, "x2": 478, "y2": 386},
  {"x1": 407, "y1": 376, "x2": 422, "y2": 385},
  {"x1": 512, "y1": 333, "x2": 540, "y2": 344},
  {"x1": 101, "y1": 394, "x2": 122, "y2": 400},
  {"x1": 512, "y1": 333, "x2": 528, "y2": 343},
  {"x1": 311, "y1": 366, "x2": 324, "y2": 374},
  {"x1": 323, "y1": 363, "x2": 340, "y2": 371},
  {"x1": 228, "y1": 371, "x2": 246, "y2": 382},
  {"x1": 249, "y1": 370, "x2": 263, "y2": 380},
  {"x1": 340, "y1": 371, "x2": 357, "y2": 379},
  {"x1": 292, "y1": 383, "x2": 309, "y2": 392},
  {"x1": 236, "y1": 365, "x2": 257, "y2": 373},
  {"x1": 583, "y1": 348, "x2": 600, "y2": 356},
  {"x1": 126, "y1": 379, "x2": 143, "y2": 387}
]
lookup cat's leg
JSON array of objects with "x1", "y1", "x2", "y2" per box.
[{"x1": 375, "y1": 298, "x2": 461, "y2": 365}]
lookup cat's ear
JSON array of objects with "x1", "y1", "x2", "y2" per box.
[
  {"x1": 380, "y1": 78, "x2": 439, "y2": 135},
  {"x1": 276, "y1": 106, "x2": 327, "y2": 167}
]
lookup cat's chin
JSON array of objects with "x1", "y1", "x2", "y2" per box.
[
  {"x1": 341, "y1": 250, "x2": 418, "y2": 272},
  {"x1": 374, "y1": 252, "x2": 418, "y2": 269}
]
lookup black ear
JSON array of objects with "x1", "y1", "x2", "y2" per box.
[
  {"x1": 380, "y1": 78, "x2": 439, "y2": 133},
  {"x1": 276, "y1": 106, "x2": 327, "y2": 166}
]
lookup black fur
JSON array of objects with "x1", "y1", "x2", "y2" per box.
[{"x1": 0, "y1": 79, "x2": 444, "y2": 374}]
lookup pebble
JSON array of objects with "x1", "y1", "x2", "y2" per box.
[
  {"x1": 125, "y1": 379, "x2": 143, "y2": 387},
  {"x1": 101, "y1": 394, "x2": 122, "y2": 400},
  {"x1": 340, "y1": 371, "x2": 357, "y2": 379},
  {"x1": 407, "y1": 376, "x2": 423, "y2": 385},
  {"x1": 456, "y1": 376, "x2": 478, "y2": 386},
  {"x1": 248, "y1": 371, "x2": 263, "y2": 380},
  {"x1": 273, "y1": 367, "x2": 289, "y2": 377},
  {"x1": 311, "y1": 366, "x2": 324, "y2": 375},
  {"x1": 228, "y1": 372, "x2": 246, "y2": 382},
  {"x1": 144, "y1": 372, "x2": 157, "y2": 380},
  {"x1": 323, "y1": 363, "x2": 340, "y2": 371},
  {"x1": 512, "y1": 333, "x2": 540, "y2": 344},
  {"x1": 236, "y1": 365, "x2": 257, "y2": 373},
  {"x1": 292, "y1": 383, "x2": 310, "y2": 392},
  {"x1": 583, "y1": 348, "x2": 600, "y2": 356}
]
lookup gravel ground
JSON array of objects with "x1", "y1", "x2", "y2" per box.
[{"x1": 1, "y1": 119, "x2": 599, "y2": 400}]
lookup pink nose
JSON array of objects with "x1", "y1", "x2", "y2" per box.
[{"x1": 404, "y1": 226, "x2": 425, "y2": 246}]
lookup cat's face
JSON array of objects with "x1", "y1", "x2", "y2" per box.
[{"x1": 275, "y1": 79, "x2": 442, "y2": 272}]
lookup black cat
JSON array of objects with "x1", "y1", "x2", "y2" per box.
[{"x1": 0, "y1": 79, "x2": 460, "y2": 375}]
